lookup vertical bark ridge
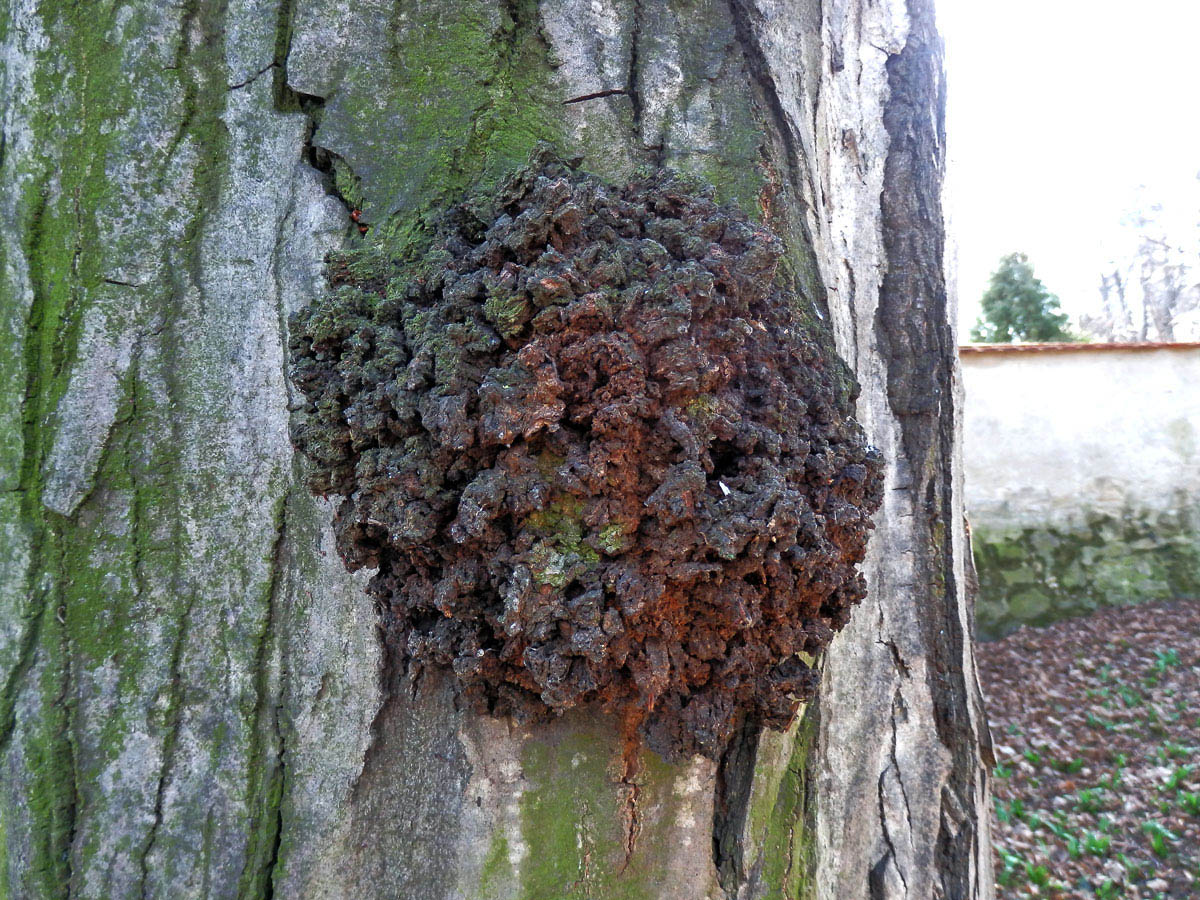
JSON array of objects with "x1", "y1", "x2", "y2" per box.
[
  {"x1": 871, "y1": 0, "x2": 992, "y2": 895},
  {"x1": 1, "y1": 175, "x2": 54, "y2": 755}
]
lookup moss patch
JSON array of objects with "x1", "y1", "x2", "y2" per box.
[
  {"x1": 973, "y1": 508, "x2": 1200, "y2": 639},
  {"x1": 511, "y1": 728, "x2": 709, "y2": 900}
]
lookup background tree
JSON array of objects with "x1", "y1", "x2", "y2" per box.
[
  {"x1": 1080, "y1": 192, "x2": 1200, "y2": 342},
  {"x1": 0, "y1": 1, "x2": 992, "y2": 898},
  {"x1": 970, "y1": 252, "x2": 1075, "y2": 343}
]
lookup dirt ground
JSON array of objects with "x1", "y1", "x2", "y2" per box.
[{"x1": 977, "y1": 599, "x2": 1200, "y2": 899}]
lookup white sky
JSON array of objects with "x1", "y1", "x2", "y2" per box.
[{"x1": 938, "y1": 0, "x2": 1200, "y2": 335}]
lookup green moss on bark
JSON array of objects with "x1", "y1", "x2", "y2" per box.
[
  {"x1": 757, "y1": 707, "x2": 818, "y2": 900},
  {"x1": 513, "y1": 732, "x2": 704, "y2": 900},
  {"x1": 1, "y1": 0, "x2": 146, "y2": 886},
  {"x1": 315, "y1": 0, "x2": 566, "y2": 237}
]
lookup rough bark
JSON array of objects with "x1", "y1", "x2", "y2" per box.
[{"x1": 0, "y1": 1, "x2": 992, "y2": 898}]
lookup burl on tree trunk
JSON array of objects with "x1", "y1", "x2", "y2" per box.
[
  {"x1": 0, "y1": 0, "x2": 992, "y2": 898},
  {"x1": 288, "y1": 153, "x2": 883, "y2": 761}
]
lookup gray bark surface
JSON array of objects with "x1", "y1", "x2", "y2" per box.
[{"x1": 0, "y1": 1, "x2": 992, "y2": 897}]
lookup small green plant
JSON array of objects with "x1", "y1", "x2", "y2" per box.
[
  {"x1": 1178, "y1": 790, "x2": 1200, "y2": 815},
  {"x1": 1095, "y1": 878, "x2": 1121, "y2": 899},
  {"x1": 1054, "y1": 756, "x2": 1085, "y2": 774},
  {"x1": 1162, "y1": 764, "x2": 1194, "y2": 791},
  {"x1": 1086, "y1": 711, "x2": 1116, "y2": 731},
  {"x1": 996, "y1": 849, "x2": 1023, "y2": 887},
  {"x1": 1118, "y1": 685, "x2": 1142, "y2": 708},
  {"x1": 1077, "y1": 788, "x2": 1105, "y2": 813},
  {"x1": 1066, "y1": 834, "x2": 1083, "y2": 859},
  {"x1": 1153, "y1": 648, "x2": 1180, "y2": 674},
  {"x1": 993, "y1": 797, "x2": 1010, "y2": 824},
  {"x1": 1119, "y1": 852, "x2": 1144, "y2": 881},
  {"x1": 1098, "y1": 770, "x2": 1124, "y2": 791},
  {"x1": 994, "y1": 797, "x2": 1025, "y2": 824},
  {"x1": 1023, "y1": 748, "x2": 1043, "y2": 767},
  {"x1": 1142, "y1": 820, "x2": 1177, "y2": 858},
  {"x1": 1084, "y1": 832, "x2": 1111, "y2": 855},
  {"x1": 1024, "y1": 861, "x2": 1051, "y2": 887},
  {"x1": 1110, "y1": 751, "x2": 1128, "y2": 767},
  {"x1": 992, "y1": 762, "x2": 1012, "y2": 779},
  {"x1": 1044, "y1": 816, "x2": 1071, "y2": 841}
]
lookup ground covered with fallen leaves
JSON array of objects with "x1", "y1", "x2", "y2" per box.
[{"x1": 978, "y1": 599, "x2": 1200, "y2": 899}]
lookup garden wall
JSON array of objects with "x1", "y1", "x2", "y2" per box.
[{"x1": 961, "y1": 342, "x2": 1200, "y2": 638}]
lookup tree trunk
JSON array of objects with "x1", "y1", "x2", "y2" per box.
[{"x1": 0, "y1": 1, "x2": 993, "y2": 898}]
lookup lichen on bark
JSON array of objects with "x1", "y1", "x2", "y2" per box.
[{"x1": 289, "y1": 151, "x2": 882, "y2": 760}]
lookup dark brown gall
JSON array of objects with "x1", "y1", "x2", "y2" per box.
[{"x1": 288, "y1": 154, "x2": 883, "y2": 759}]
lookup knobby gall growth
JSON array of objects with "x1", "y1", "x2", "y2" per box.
[{"x1": 289, "y1": 152, "x2": 883, "y2": 759}]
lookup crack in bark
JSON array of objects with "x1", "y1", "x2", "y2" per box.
[
  {"x1": 616, "y1": 710, "x2": 644, "y2": 872},
  {"x1": 725, "y1": 0, "x2": 805, "y2": 206},
  {"x1": 221, "y1": 5, "x2": 332, "y2": 895},
  {"x1": 158, "y1": 0, "x2": 208, "y2": 178},
  {"x1": 888, "y1": 690, "x2": 915, "y2": 844},
  {"x1": 844, "y1": 257, "x2": 860, "y2": 365},
  {"x1": 626, "y1": 0, "x2": 644, "y2": 133},
  {"x1": 272, "y1": 0, "x2": 342, "y2": 214},
  {"x1": 871, "y1": 786, "x2": 909, "y2": 900},
  {"x1": 255, "y1": 511, "x2": 289, "y2": 899},
  {"x1": 563, "y1": 88, "x2": 629, "y2": 104},
  {"x1": 781, "y1": 805, "x2": 799, "y2": 893},
  {"x1": 0, "y1": 153, "x2": 83, "y2": 892},
  {"x1": 138, "y1": 588, "x2": 199, "y2": 899},
  {"x1": 58, "y1": 531, "x2": 80, "y2": 900},
  {"x1": 228, "y1": 61, "x2": 280, "y2": 91},
  {"x1": 249, "y1": 192, "x2": 297, "y2": 885},
  {"x1": 711, "y1": 714, "x2": 759, "y2": 890},
  {"x1": 877, "y1": 604, "x2": 911, "y2": 681},
  {"x1": 565, "y1": 800, "x2": 596, "y2": 895},
  {"x1": 873, "y1": 705, "x2": 914, "y2": 900},
  {"x1": 618, "y1": 779, "x2": 641, "y2": 873},
  {"x1": 235, "y1": 486, "x2": 289, "y2": 899}
]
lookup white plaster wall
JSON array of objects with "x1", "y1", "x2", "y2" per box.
[{"x1": 961, "y1": 347, "x2": 1200, "y2": 530}]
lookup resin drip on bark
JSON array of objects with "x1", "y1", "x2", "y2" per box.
[{"x1": 288, "y1": 152, "x2": 883, "y2": 759}]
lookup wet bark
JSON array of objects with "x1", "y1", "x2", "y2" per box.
[{"x1": 0, "y1": 0, "x2": 992, "y2": 898}]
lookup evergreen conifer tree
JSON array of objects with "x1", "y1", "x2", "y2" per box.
[{"x1": 971, "y1": 252, "x2": 1076, "y2": 342}]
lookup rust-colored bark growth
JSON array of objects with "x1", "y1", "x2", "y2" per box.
[{"x1": 288, "y1": 154, "x2": 883, "y2": 758}]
